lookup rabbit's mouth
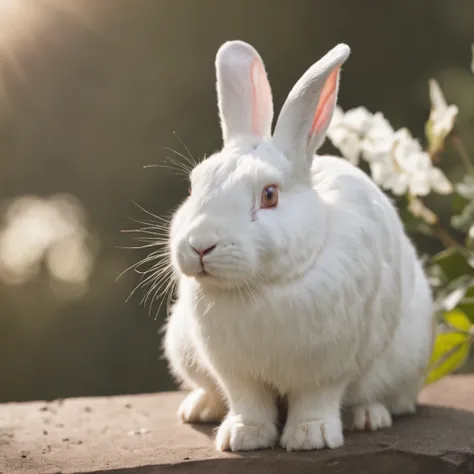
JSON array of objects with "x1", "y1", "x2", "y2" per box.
[
  {"x1": 195, "y1": 268, "x2": 237, "y2": 288},
  {"x1": 196, "y1": 269, "x2": 217, "y2": 281}
]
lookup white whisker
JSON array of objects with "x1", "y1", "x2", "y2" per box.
[{"x1": 172, "y1": 131, "x2": 199, "y2": 168}]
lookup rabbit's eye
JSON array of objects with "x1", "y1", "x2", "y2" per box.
[{"x1": 261, "y1": 185, "x2": 279, "y2": 209}]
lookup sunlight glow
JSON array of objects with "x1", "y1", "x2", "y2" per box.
[
  {"x1": 0, "y1": 0, "x2": 21, "y2": 13},
  {"x1": 0, "y1": 0, "x2": 104, "y2": 105},
  {"x1": 0, "y1": 194, "x2": 96, "y2": 290},
  {"x1": 0, "y1": 0, "x2": 38, "y2": 42},
  {"x1": 0, "y1": 1, "x2": 104, "y2": 296}
]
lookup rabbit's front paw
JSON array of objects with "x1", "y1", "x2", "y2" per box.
[
  {"x1": 178, "y1": 389, "x2": 226, "y2": 424},
  {"x1": 215, "y1": 414, "x2": 278, "y2": 452},
  {"x1": 280, "y1": 417, "x2": 344, "y2": 451},
  {"x1": 352, "y1": 403, "x2": 392, "y2": 431}
]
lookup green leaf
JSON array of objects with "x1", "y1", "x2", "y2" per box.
[
  {"x1": 451, "y1": 200, "x2": 474, "y2": 232},
  {"x1": 431, "y1": 248, "x2": 474, "y2": 281},
  {"x1": 451, "y1": 190, "x2": 471, "y2": 216},
  {"x1": 443, "y1": 308, "x2": 473, "y2": 332},
  {"x1": 425, "y1": 310, "x2": 473, "y2": 385},
  {"x1": 457, "y1": 302, "x2": 474, "y2": 324}
]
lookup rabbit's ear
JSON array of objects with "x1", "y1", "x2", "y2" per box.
[
  {"x1": 273, "y1": 44, "x2": 350, "y2": 175},
  {"x1": 216, "y1": 41, "x2": 273, "y2": 146}
]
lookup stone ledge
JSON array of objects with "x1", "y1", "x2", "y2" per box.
[{"x1": 0, "y1": 375, "x2": 473, "y2": 474}]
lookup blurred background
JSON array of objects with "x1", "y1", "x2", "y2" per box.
[{"x1": 0, "y1": 0, "x2": 473, "y2": 403}]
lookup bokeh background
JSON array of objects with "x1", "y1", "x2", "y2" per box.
[{"x1": 0, "y1": 0, "x2": 473, "y2": 403}]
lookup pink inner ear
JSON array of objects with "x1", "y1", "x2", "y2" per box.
[
  {"x1": 251, "y1": 58, "x2": 270, "y2": 137},
  {"x1": 310, "y1": 67, "x2": 340, "y2": 137}
]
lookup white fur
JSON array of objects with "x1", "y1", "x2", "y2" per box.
[{"x1": 162, "y1": 40, "x2": 434, "y2": 452}]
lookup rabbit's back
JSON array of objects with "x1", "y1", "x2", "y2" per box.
[
  {"x1": 312, "y1": 154, "x2": 428, "y2": 329},
  {"x1": 312, "y1": 154, "x2": 418, "y2": 285},
  {"x1": 309, "y1": 155, "x2": 433, "y2": 393}
]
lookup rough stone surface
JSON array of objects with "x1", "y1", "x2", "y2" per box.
[{"x1": 0, "y1": 375, "x2": 473, "y2": 474}]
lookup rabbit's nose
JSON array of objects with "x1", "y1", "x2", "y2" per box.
[
  {"x1": 191, "y1": 244, "x2": 216, "y2": 257},
  {"x1": 188, "y1": 237, "x2": 217, "y2": 258}
]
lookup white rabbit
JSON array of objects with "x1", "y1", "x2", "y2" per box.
[{"x1": 162, "y1": 40, "x2": 434, "y2": 452}]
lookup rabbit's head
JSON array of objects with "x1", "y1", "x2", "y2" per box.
[{"x1": 170, "y1": 41, "x2": 350, "y2": 289}]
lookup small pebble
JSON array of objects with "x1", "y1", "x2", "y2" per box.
[{"x1": 127, "y1": 428, "x2": 150, "y2": 436}]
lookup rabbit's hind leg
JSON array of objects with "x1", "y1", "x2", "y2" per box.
[{"x1": 349, "y1": 402, "x2": 392, "y2": 431}]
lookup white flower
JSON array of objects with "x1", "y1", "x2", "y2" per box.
[
  {"x1": 426, "y1": 79, "x2": 458, "y2": 155},
  {"x1": 369, "y1": 128, "x2": 452, "y2": 196},
  {"x1": 328, "y1": 108, "x2": 395, "y2": 165},
  {"x1": 328, "y1": 105, "x2": 452, "y2": 197},
  {"x1": 327, "y1": 106, "x2": 373, "y2": 165},
  {"x1": 360, "y1": 112, "x2": 395, "y2": 162},
  {"x1": 428, "y1": 167, "x2": 453, "y2": 194}
]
